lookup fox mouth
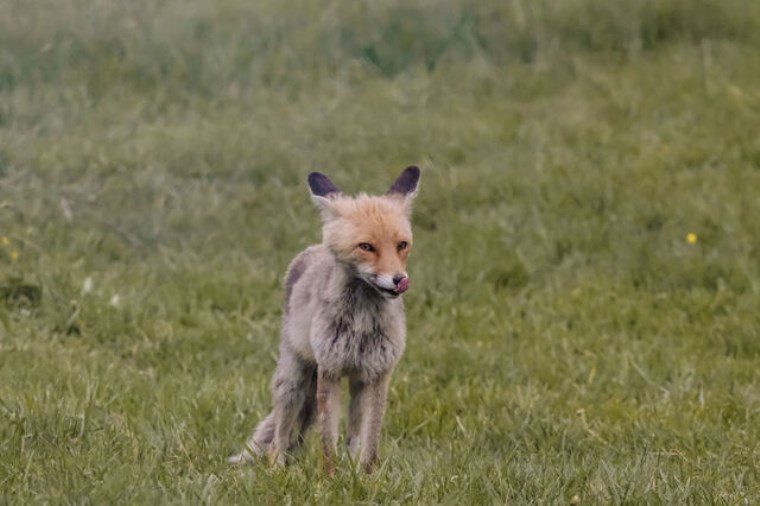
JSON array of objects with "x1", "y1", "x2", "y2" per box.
[
  {"x1": 361, "y1": 277, "x2": 402, "y2": 299},
  {"x1": 375, "y1": 285, "x2": 401, "y2": 298}
]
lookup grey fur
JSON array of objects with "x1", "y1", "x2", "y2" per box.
[{"x1": 229, "y1": 171, "x2": 418, "y2": 474}]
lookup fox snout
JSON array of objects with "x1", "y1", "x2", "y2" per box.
[
  {"x1": 393, "y1": 275, "x2": 409, "y2": 294},
  {"x1": 366, "y1": 271, "x2": 410, "y2": 298}
]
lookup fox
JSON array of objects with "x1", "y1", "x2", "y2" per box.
[{"x1": 228, "y1": 166, "x2": 421, "y2": 475}]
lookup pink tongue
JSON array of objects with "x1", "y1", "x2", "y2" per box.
[{"x1": 395, "y1": 277, "x2": 409, "y2": 293}]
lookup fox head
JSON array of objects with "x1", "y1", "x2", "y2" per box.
[{"x1": 307, "y1": 167, "x2": 421, "y2": 299}]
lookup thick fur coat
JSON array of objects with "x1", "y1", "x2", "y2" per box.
[{"x1": 229, "y1": 167, "x2": 420, "y2": 475}]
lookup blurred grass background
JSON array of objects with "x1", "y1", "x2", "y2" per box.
[{"x1": 1, "y1": 0, "x2": 760, "y2": 502}]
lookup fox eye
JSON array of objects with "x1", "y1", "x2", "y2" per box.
[
  {"x1": 398, "y1": 241, "x2": 408, "y2": 251},
  {"x1": 358, "y1": 243, "x2": 375, "y2": 252}
]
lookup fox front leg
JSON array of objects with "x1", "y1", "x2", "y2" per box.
[
  {"x1": 317, "y1": 369, "x2": 341, "y2": 476},
  {"x1": 346, "y1": 375, "x2": 366, "y2": 460},
  {"x1": 359, "y1": 372, "x2": 390, "y2": 474}
]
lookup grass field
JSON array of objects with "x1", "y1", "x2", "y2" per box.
[{"x1": 2, "y1": 0, "x2": 760, "y2": 503}]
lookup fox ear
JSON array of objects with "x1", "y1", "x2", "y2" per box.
[
  {"x1": 387, "y1": 166, "x2": 420, "y2": 214},
  {"x1": 387, "y1": 166, "x2": 421, "y2": 198},
  {"x1": 308, "y1": 172, "x2": 340, "y2": 198},
  {"x1": 308, "y1": 172, "x2": 341, "y2": 219}
]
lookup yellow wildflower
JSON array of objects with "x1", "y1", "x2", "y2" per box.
[
  {"x1": 10, "y1": 250, "x2": 18, "y2": 261},
  {"x1": 1, "y1": 236, "x2": 8, "y2": 247},
  {"x1": 686, "y1": 233, "x2": 698, "y2": 244}
]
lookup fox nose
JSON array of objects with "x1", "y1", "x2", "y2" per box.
[{"x1": 393, "y1": 275, "x2": 409, "y2": 294}]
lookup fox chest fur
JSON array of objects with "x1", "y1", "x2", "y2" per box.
[{"x1": 283, "y1": 245, "x2": 406, "y2": 383}]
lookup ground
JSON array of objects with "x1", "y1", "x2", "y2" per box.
[{"x1": 1, "y1": 0, "x2": 760, "y2": 503}]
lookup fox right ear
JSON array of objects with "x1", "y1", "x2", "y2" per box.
[
  {"x1": 307, "y1": 172, "x2": 341, "y2": 219},
  {"x1": 308, "y1": 172, "x2": 340, "y2": 198}
]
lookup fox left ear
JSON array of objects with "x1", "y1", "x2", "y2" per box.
[
  {"x1": 387, "y1": 166, "x2": 421, "y2": 211},
  {"x1": 387, "y1": 166, "x2": 421, "y2": 197}
]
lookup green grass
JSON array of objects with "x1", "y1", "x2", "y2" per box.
[{"x1": 2, "y1": 0, "x2": 760, "y2": 503}]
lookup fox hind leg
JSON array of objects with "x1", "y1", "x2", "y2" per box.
[
  {"x1": 270, "y1": 351, "x2": 315, "y2": 467},
  {"x1": 287, "y1": 364, "x2": 318, "y2": 454},
  {"x1": 229, "y1": 350, "x2": 315, "y2": 466}
]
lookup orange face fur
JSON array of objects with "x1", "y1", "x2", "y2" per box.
[
  {"x1": 324, "y1": 195, "x2": 412, "y2": 288},
  {"x1": 308, "y1": 167, "x2": 420, "y2": 298}
]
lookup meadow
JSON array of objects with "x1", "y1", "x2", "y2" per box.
[{"x1": 2, "y1": 0, "x2": 760, "y2": 503}]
